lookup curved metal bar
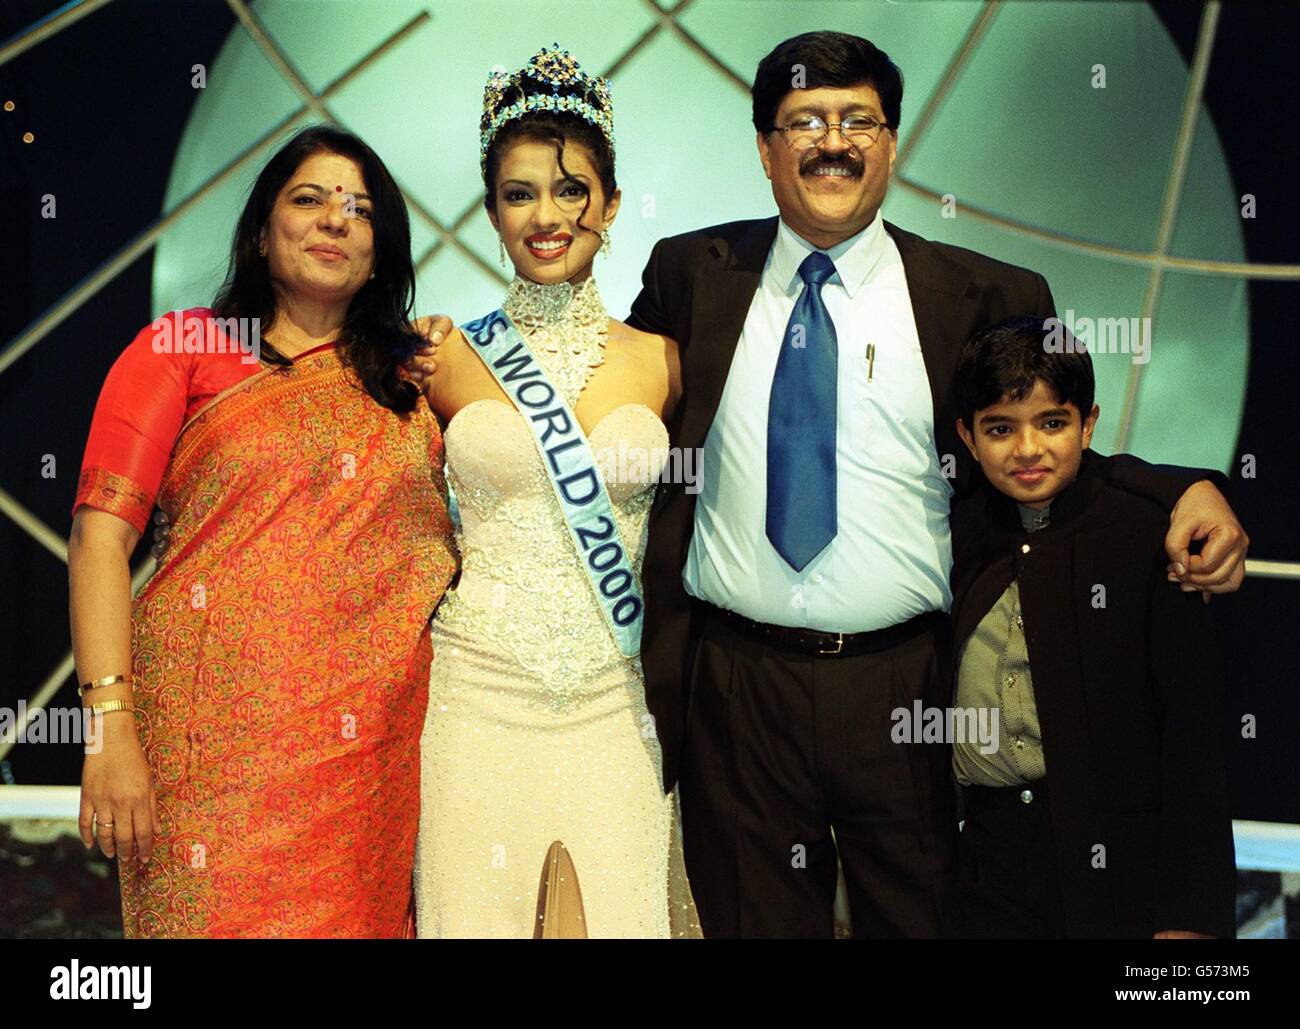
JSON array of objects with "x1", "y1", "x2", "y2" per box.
[
  {"x1": 891, "y1": 176, "x2": 1299, "y2": 279},
  {"x1": 0, "y1": 0, "x2": 115, "y2": 68},
  {"x1": 894, "y1": 1, "x2": 1001, "y2": 176},
  {"x1": 0, "y1": 11, "x2": 432, "y2": 376},
  {"x1": 0, "y1": 486, "x2": 67, "y2": 562},
  {"x1": 1116, "y1": 2, "x2": 1223, "y2": 453}
]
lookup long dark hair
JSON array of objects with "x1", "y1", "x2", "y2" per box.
[{"x1": 213, "y1": 125, "x2": 421, "y2": 412}]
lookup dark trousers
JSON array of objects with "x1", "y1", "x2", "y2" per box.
[
  {"x1": 955, "y1": 781, "x2": 1066, "y2": 938},
  {"x1": 678, "y1": 604, "x2": 958, "y2": 938}
]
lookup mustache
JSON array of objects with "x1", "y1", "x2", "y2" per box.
[{"x1": 800, "y1": 152, "x2": 865, "y2": 177}]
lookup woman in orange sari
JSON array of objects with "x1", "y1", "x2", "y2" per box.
[{"x1": 68, "y1": 126, "x2": 456, "y2": 937}]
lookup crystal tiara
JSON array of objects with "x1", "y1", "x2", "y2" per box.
[{"x1": 480, "y1": 44, "x2": 614, "y2": 177}]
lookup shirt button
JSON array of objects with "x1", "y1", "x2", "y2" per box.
[
  {"x1": 1020, "y1": 544, "x2": 1031, "y2": 554},
  {"x1": 812, "y1": 573, "x2": 824, "y2": 584},
  {"x1": 1005, "y1": 674, "x2": 1016, "y2": 687},
  {"x1": 1020, "y1": 789, "x2": 1034, "y2": 804}
]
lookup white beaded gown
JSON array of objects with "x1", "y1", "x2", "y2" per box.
[{"x1": 416, "y1": 277, "x2": 698, "y2": 938}]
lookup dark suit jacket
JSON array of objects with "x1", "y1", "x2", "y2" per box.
[
  {"x1": 626, "y1": 216, "x2": 1201, "y2": 795},
  {"x1": 950, "y1": 449, "x2": 1236, "y2": 938}
]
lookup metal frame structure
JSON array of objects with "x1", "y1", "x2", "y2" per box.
[{"x1": 2, "y1": 0, "x2": 1297, "y2": 760}]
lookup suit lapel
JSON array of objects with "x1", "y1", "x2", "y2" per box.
[
  {"x1": 678, "y1": 218, "x2": 983, "y2": 466},
  {"x1": 679, "y1": 217, "x2": 778, "y2": 453},
  {"x1": 883, "y1": 220, "x2": 978, "y2": 429}
]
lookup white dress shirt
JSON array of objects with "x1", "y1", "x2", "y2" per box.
[{"x1": 682, "y1": 215, "x2": 954, "y2": 631}]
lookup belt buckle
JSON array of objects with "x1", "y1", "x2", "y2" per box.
[{"x1": 816, "y1": 632, "x2": 844, "y2": 656}]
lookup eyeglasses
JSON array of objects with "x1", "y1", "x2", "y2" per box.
[{"x1": 772, "y1": 115, "x2": 891, "y2": 151}]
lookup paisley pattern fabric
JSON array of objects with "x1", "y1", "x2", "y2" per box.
[
  {"x1": 74, "y1": 468, "x2": 154, "y2": 537},
  {"x1": 77, "y1": 329, "x2": 456, "y2": 937}
]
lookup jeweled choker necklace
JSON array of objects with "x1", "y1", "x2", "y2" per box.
[{"x1": 502, "y1": 276, "x2": 608, "y2": 408}]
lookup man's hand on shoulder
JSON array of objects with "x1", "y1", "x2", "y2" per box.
[{"x1": 1165, "y1": 480, "x2": 1249, "y2": 601}]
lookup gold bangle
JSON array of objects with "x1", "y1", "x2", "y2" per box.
[
  {"x1": 88, "y1": 698, "x2": 135, "y2": 716},
  {"x1": 78, "y1": 673, "x2": 132, "y2": 698}
]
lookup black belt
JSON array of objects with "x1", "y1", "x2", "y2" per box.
[{"x1": 700, "y1": 602, "x2": 942, "y2": 658}]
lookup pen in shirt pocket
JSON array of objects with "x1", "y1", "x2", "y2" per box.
[{"x1": 865, "y1": 343, "x2": 877, "y2": 382}]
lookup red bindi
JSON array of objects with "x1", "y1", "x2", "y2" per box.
[{"x1": 335, "y1": 185, "x2": 343, "y2": 192}]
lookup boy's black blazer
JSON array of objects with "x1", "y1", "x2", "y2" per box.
[
  {"x1": 950, "y1": 450, "x2": 1236, "y2": 938},
  {"x1": 626, "y1": 216, "x2": 1198, "y2": 796}
]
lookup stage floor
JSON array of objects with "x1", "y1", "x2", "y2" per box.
[{"x1": 2, "y1": 820, "x2": 1296, "y2": 939}]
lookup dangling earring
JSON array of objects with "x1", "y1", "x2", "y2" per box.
[
  {"x1": 600, "y1": 229, "x2": 611, "y2": 257},
  {"x1": 498, "y1": 235, "x2": 507, "y2": 268},
  {"x1": 258, "y1": 242, "x2": 267, "y2": 257}
]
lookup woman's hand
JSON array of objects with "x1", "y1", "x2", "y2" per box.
[
  {"x1": 80, "y1": 723, "x2": 160, "y2": 863},
  {"x1": 69, "y1": 506, "x2": 153, "y2": 861}
]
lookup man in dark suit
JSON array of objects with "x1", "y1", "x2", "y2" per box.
[{"x1": 624, "y1": 30, "x2": 1247, "y2": 937}]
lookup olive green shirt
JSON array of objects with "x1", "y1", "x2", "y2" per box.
[{"x1": 952, "y1": 503, "x2": 1051, "y2": 787}]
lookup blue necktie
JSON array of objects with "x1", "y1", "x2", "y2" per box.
[{"x1": 766, "y1": 251, "x2": 839, "y2": 572}]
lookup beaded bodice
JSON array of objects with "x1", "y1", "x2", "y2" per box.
[
  {"x1": 435, "y1": 280, "x2": 668, "y2": 711},
  {"x1": 502, "y1": 275, "x2": 608, "y2": 407}
]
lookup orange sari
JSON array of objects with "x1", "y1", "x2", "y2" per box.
[{"x1": 77, "y1": 325, "x2": 455, "y2": 937}]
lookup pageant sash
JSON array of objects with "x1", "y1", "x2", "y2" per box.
[{"x1": 460, "y1": 309, "x2": 644, "y2": 657}]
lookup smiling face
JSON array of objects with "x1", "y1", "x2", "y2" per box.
[
  {"x1": 259, "y1": 150, "x2": 375, "y2": 307},
  {"x1": 488, "y1": 138, "x2": 620, "y2": 286},
  {"x1": 957, "y1": 379, "x2": 1100, "y2": 509},
  {"x1": 757, "y1": 83, "x2": 896, "y2": 249}
]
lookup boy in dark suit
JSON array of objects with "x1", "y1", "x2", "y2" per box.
[{"x1": 948, "y1": 315, "x2": 1236, "y2": 938}]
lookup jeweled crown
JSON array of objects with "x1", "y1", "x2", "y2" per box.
[{"x1": 480, "y1": 45, "x2": 614, "y2": 178}]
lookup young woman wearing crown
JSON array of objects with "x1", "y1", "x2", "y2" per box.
[{"x1": 414, "y1": 46, "x2": 697, "y2": 938}]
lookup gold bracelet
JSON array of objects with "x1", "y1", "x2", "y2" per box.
[
  {"x1": 88, "y1": 698, "x2": 135, "y2": 716},
  {"x1": 78, "y1": 673, "x2": 132, "y2": 698}
]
